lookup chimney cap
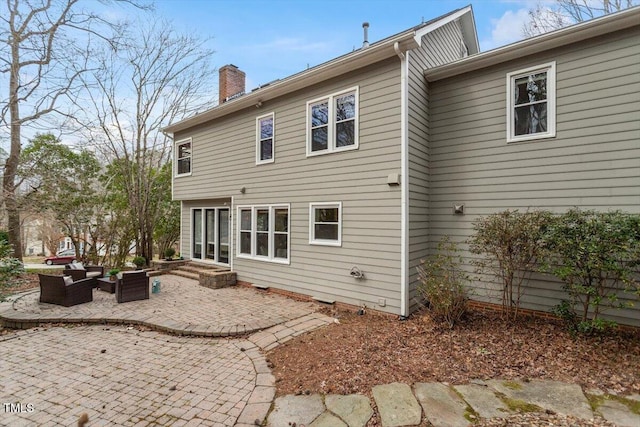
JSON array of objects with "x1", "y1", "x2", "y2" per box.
[{"x1": 362, "y1": 22, "x2": 369, "y2": 28}]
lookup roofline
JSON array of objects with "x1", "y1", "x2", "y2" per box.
[
  {"x1": 425, "y1": 6, "x2": 640, "y2": 82},
  {"x1": 414, "y1": 5, "x2": 479, "y2": 55},
  {"x1": 163, "y1": 32, "x2": 418, "y2": 134},
  {"x1": 164, "y1": 7, "x2": 478, "y2": 134}
]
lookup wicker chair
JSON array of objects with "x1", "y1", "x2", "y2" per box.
[
  {"x1": 115, "y1": 271, "x2": 149, "y2": 303},
  {"x1": 38, "y1": 274, "x2": 95, "y2": 307},
  {"x1": 63, "y1": 264, "x2": 104, "y2": 283}
]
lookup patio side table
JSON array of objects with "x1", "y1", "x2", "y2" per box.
[{"x1": 97, "y1": 277, "x2": 117, "y2": 294}]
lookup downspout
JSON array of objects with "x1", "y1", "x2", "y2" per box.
[{"x1": 394, "y1": 42, "x2": 410, "y2": 318}]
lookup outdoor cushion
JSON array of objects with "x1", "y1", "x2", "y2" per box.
[
  {"x1": 63, "y1": 275, "x2": 74, "y2": 285},
  {"x1": 86, "y1": 271, "x2": 101, "y2": 279}
]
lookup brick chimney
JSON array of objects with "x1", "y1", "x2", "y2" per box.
[{"x1": 219, "y1": 64, "x2": 246, "y2": 104}]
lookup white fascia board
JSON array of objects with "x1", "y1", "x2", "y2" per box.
[
  {"x1": 413, "y1": 6, "x2": 476, "y2": 50},
  {"x1": 425, "y1": 6, "x2": 640, "y2": 82},
  {"x1": 163, "y1": 35, "x2": 418, "y2": 134}
]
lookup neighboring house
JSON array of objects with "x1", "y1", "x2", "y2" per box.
[{"x1": 164, "y1": 6, "x2": 640, "y2": 326}]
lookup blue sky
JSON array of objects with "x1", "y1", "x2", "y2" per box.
[{"x1": 154, "y1": 0, "x2": 541, "y2": 91}]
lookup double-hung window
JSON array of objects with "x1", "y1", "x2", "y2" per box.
[
  {"x1": 309, "y1": 202, "x2": 342, "y2": 246},
  {"x1": 506, "y1": 62, "x2": 556, "y2": 142},
  {"x1": 175, "y1": 138, "x2": 192, "y2": 176},
  {"x1": 256, "y1": 113, "x2": 275, "y2": 164},
  {"x1": 238, "y1": 205, "x2": 289, "y2": 263},
  {"x1": 307, "y1": 87, "x2": 358, "y2": 156}
]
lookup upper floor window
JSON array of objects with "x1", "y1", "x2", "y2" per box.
[
  {"x1": 307, "y1": 87, "x2": 359, "y2": 156},
  {"x1": 175, "y1": 138, "x2": 192, "y2": 176},
  {"x1": 256, "y1": 113, "x2": 275, "y2": 165},
  {"x1": 309, "y1": 202, "x2": 342, "y2": 246},
  {"x1": 506, "y1": 62, "x2": 556, "y2": 143}
]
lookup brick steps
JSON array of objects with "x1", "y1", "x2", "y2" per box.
[{"x1": 171, "y1": 269, "x2": 199, "y2": 280}]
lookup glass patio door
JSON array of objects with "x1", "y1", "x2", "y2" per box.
[
  {"x1": 218, "y1": 209, "x2": 229, "y2": 264},
  {"x1": 192, "y1": 207, "x2": 230, "y2": 265}
]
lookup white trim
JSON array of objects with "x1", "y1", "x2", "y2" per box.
[
  {"x1": 506, "y1": 61, "x2": 556, "y2": 143},
  {"x1": 174, "y1": 137, "x2": 193, "y2": 177},
  {"x1": 309, "y1": 202, "x2": 342, "y2": 247},
  {"x1": 230, "y1": 196, "x2": 234, "y2": 272},
  {"x1": 395, "y1": 43, "x2": 410, "y2": 318},
  {"x1": 413, "y1": 5, "x2": 478, "y2": 54},
  {"x1": 236, "y1": 204, "x2": 291, "y2": 264},
  {"x1": 425, "y1": 6, "x2": 640, "y2": 82},
  {"x1": 256, "y1": 112, "x2": 275, "y2": 165},
  {"x1": 306, "y1": 87, "x2": 359, "y2": 157}
]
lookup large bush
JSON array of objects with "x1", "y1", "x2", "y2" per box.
[
  {"x1": 469, "y1": 210, "x2": 552, "y2": 319},
  {"x1": 416, "y1": 236, "x2": 469, "y2": 328},
  {"x1": 541, "y1": 208, "x2": 640, "y2": 333},
  {"x1": 0, "y1": 240, "x2": 25, "y2": 301}
]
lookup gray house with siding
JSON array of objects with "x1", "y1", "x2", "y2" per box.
[{"x1": 164, "y1": 6, "x2": 640, "y2": 326}]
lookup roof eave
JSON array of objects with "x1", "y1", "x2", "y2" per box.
[
  {"x1": 163, "y1": 34, "x2": 418, "y2": 134},
  {"x1": 425, "y1": 6, "x2": 640, "y2": 82}
]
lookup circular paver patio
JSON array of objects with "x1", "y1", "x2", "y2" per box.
[
  {"x1": 0, "y1": 274, "x2": 318, "y2": 336},
  {"x1": 0, "y1": 325, "x2": 259, "y2": 426}
]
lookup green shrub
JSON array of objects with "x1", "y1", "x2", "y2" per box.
[
  {"x1": 541, "y1": 208, "x2": 640, "y2": 333},
  {"x1": 469, "y1": 210, "x2": 552, "y2": 319},
  {"x1": 416, "y1": 236, "x2": 469, "y2": 328},
  {"x1": 164, "y1": 247, "x2": 176, "y2": 259},
  {"x1": 0, "y1": 240, "x2": 24, "y2": 301},
  {"x1": 132, "y1": 256, "x2": 146, "y2": 268}
]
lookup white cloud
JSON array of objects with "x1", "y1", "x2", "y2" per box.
[{"x1": 481, "y1": 8, "x2": 531, "y2": 51}]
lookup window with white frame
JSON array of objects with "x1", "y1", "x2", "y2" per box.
[
  {"x1": 506, "y1": 62, "x2": 556, "y2": 142},
  {"x1": 175, "y1": 138, "x2": 192, "y2": 176},
  {"x1": 237, "y1": 205, "x2": 289, "y2": 263},
  {"x1": 309, "y1": 202, "x2": 342, "y2": 246},
  {"x1": 307, "y1": 88, "x2": 358, "y2": 156},
  {"x1": 256, "y1": 113, "x2": 274, "y2": 164}
]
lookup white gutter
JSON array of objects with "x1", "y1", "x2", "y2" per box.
[{"x1": 394, "y1": 42, "x2": 410, "y2": 318}]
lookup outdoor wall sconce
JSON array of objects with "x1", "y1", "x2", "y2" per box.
[
  {"x1": 350, "y1": 266, "x2": 365, "y2": 280},
  {"x1": 453, "y1": 204, "x2": 464, "y2": 214},
  {"x1": 240, "y1": 187, "x2": 246, "y2": 194}
]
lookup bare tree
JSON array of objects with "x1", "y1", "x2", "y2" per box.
[
  {"x1": 0, "y1": 0, "x2": 143, "y2": 260},
  {"x1": 80, "y1": 16, "x2": 215, "y2": 263},
  {"x1": 523, "y1": 0, "x2": 637, "y2": 37}
]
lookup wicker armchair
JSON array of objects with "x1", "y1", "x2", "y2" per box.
[
  {"x1": 115, "y1": 271, "x2": 149, "y2": 303},
  {"x1": 38, "y1": 274, "x2": 95, "y2": 307},
  {"x1": 63, "y1": 264, "x2": 104, "y2": 283}
]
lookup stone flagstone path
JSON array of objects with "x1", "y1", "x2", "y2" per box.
[{"x1": 266, "y1": 379, "x2": 640, "y2": 427}]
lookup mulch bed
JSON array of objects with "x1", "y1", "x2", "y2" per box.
[{"x1": 268, "y1": 307, "x2": 640, "y2": 396}]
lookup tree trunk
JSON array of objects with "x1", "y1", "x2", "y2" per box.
[{"x1": 4, "y1": 42, "x2": 23, "y2": 260}]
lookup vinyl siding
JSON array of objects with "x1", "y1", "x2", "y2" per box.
[
  {"x1": 407, "y1": 21, "x2": 468, "y2": 312},
  {"x1": 174, "y1": 58, "x2": 404, "y2": 314},
  {"x1": 428, "y1": 26, "x2": 640, "y2": 326}
]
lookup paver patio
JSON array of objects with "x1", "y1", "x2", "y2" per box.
[
  {"x1": 0, "y1": 275, "x2": 333, "y2": 426},
  {"x1": 0, "y1": 274, "x2": 318, "y2": 336}
]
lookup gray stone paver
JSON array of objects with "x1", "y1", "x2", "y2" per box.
[
  {"x1": 325, "y1": 394, "x2": 373, "y2": 427},
  {"x1": 486, "y1": 379, "x2": 593, "y2": 420},
  {"x1": 0, "y1": 274, "x2": 318, "y2": 335},
  {"x1": 414, "y1": 382, "x2": 469, "y2": 427},
  {"x1": 598, "y1": 399, "x2": 640, "y2": 427},
  {"x1": 266, "y1": 394, "x2": 325, "y2": 427},
  {"x1": 372, "y1": 382, "x2": 422, "y2": 427},
  {"x1": 454, "y1": 383, "x2": 511, "y2": 419}
]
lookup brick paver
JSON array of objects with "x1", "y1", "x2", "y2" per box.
[
  {"x1": 0, "y1": 275, "x2": 317, "y2": 335},
  {"x1": 0, "y1": 276, "x2": 333, "y2": 426},
  {"x1": 0, "y1": 326, "x2": 257, "y2": 426}
]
